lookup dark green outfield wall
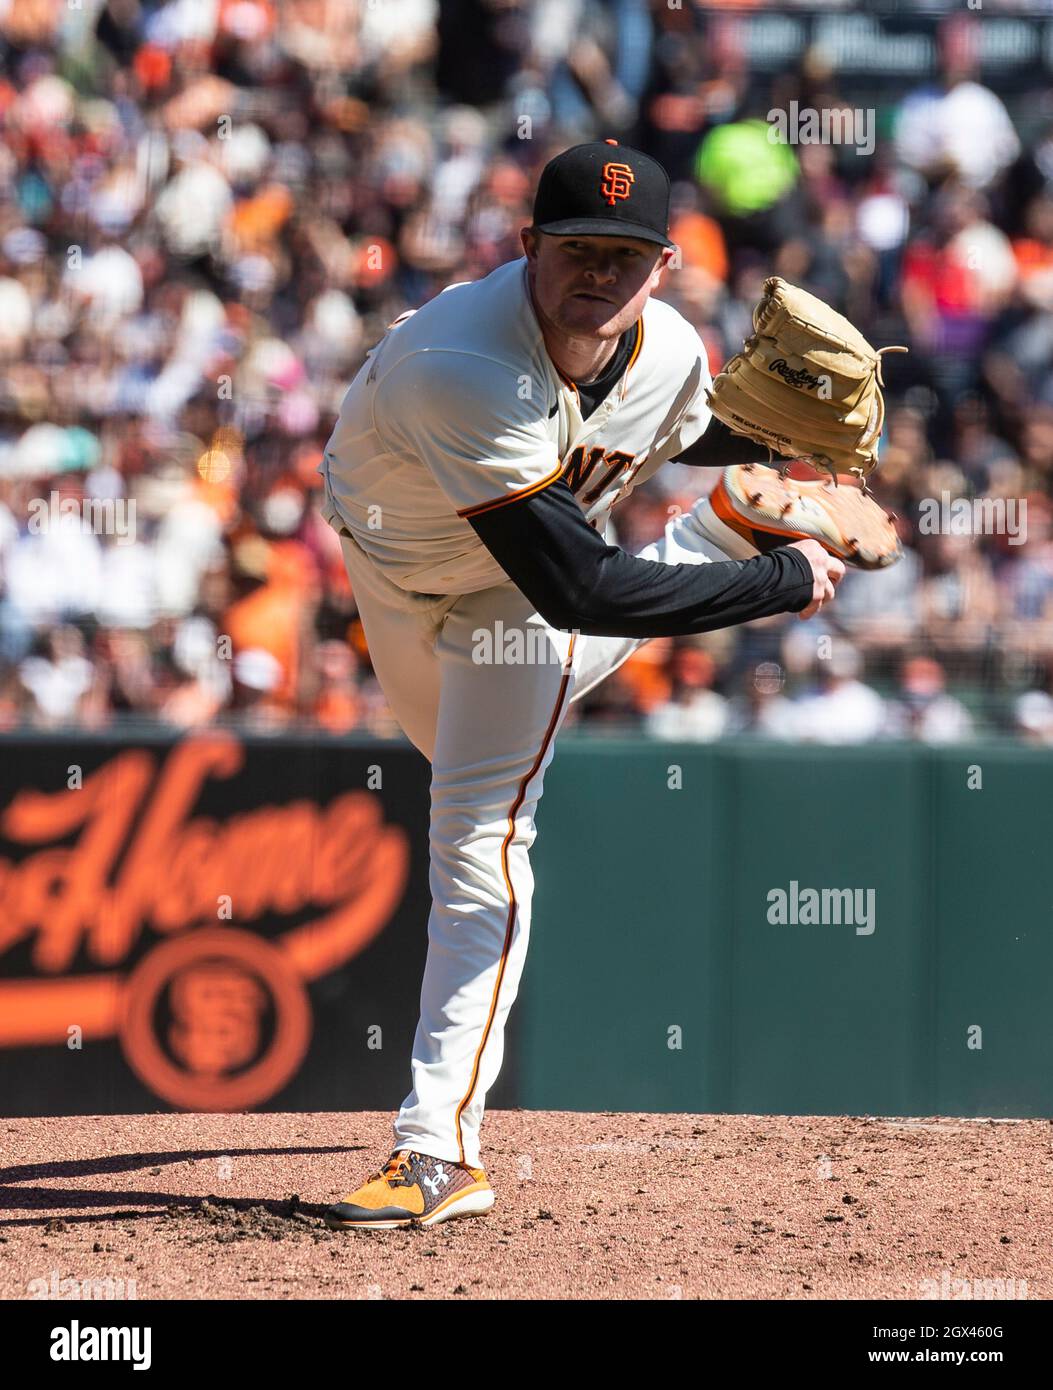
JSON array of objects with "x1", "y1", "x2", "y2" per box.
[
  {"x1": 518, "y1": 741, "x2": 1053, "y2": 1118},
  {"x1": 2, "y1": 733, "x2": 1047, "y2": 1119}
]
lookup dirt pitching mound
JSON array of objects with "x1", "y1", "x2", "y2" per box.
[{"x1": 1, "y1": 1111, "x2": 1047, "y2": 1300}]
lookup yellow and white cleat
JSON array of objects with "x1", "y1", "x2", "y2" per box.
[{"x1": 324, "y1": 1149, "x2": 494, "y2": 1230}]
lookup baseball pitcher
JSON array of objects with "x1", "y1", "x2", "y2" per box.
[{"x1": 319, "y1": 142, "x2": 901, "y2": 1228}]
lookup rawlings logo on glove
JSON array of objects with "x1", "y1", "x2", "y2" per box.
[{"x1": 767, "y1": 359, "x2": 826, "y2": 392}]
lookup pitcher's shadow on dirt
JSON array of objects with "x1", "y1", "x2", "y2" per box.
[{"x1": 0, "y1": 1144, "x2": 367, "y2": 1226}]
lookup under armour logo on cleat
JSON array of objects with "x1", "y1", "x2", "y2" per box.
[{"x1": 423, "y1": 1165, "x2": 451, "y2": 1195}]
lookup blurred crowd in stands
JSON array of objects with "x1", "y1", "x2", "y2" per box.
[{"x1": 1, "y1": 0, "x2": 1053, "y2": 742}]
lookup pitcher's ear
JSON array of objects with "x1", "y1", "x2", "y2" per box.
[{"x1": 651, "y1": 245, "x2": 676, "y2": 286}]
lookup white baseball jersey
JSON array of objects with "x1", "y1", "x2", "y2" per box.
[{"x1": 320, "y1": 257, "x2": 712, "y2": 595}]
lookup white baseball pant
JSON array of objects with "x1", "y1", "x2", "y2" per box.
[{"x1": 332, "y1": 502, "x2": 733, "y2": 1168}]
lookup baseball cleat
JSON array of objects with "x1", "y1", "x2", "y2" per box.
[
  {"x1": 692, "y1": 463, "x2": 902, "y2": 571},
  {"x1": 324, "y1": 1149, "x2": 494, "y2": 1230}
]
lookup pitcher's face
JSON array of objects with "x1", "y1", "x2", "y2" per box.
[{"x1": 522, "y1": 230, "x2": 672, "y2": 341}]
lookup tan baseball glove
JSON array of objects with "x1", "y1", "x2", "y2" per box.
[{"x1": 707, "y1": 278, "x2": 906, "y2": 485}]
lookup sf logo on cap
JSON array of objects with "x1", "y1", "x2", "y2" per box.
[{"x1": 600, "y1": 161, "x2": 634, "y2": 206}]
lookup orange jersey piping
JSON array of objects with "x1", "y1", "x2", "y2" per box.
[{"x1": 456, "y1": 462, "x2": 564, "y2": 519}]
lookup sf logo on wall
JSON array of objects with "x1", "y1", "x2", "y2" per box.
[{"x1": 0, "y1": 734, "x2": 409, "y2": 1110}]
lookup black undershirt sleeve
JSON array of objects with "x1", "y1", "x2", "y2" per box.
[
  {"x1": 467, "y1": 478, "x2": 815, "y2": 639},
  {"x1": 674, "y1": 416, "x2": 766, "y2": 469}
]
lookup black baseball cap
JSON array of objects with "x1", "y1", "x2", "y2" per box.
[{"x1": 532, "y1": 140, "x2": 674, "y2": 249}]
